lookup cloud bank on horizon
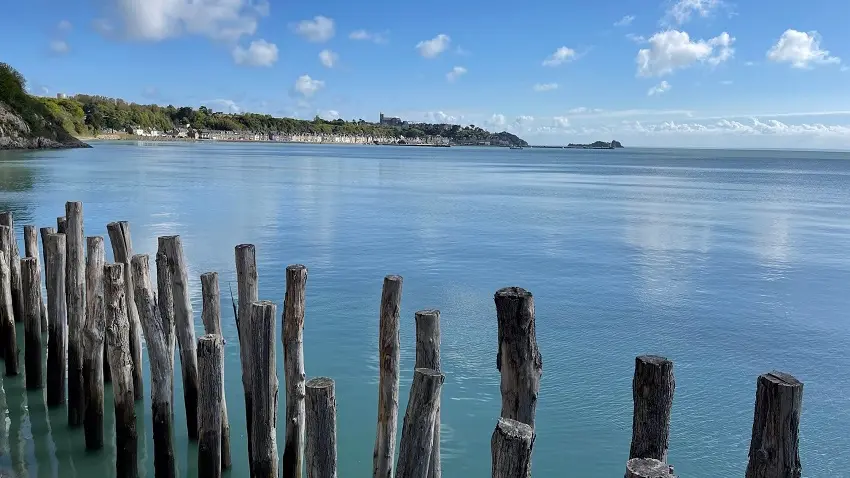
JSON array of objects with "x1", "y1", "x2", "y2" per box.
[{"x1": 3, "y1": 0, "x2": 850, "y2": 148}]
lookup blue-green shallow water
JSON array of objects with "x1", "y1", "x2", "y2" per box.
[{"x1": 0, "y1": 142, "x2": 848, "y2": 477}]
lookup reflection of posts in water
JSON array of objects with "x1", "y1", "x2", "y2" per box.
[
  {"x1": 27, "y1": 387, "x2": 54, "y2": 478},
  {"x1": 6, "y1": 356, "x2": 28, "y2": 477}
]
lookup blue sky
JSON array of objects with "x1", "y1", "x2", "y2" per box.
[{"x1": 2, "y1": 0, "x2": 850, "y2": 148}]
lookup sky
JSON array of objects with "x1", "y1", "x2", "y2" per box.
[{"x1": 1, "y1": 0, "x2": 850, "y2": 148}]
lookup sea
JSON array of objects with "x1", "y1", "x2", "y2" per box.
[{"x1": 0, "y1": 141, "x2": 848, "y2": 477}]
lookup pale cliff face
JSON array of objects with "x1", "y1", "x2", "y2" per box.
[{"x1": 0, "y1": 101, "x2": 88, "y2": 150}]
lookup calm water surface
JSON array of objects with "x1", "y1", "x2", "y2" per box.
[{"x1": 0, "y1": 142, "x2": 848, "y2": 477}]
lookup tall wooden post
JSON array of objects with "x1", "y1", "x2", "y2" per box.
[
  {"x1": 201, "y1": 271, "x2": 231, "y2": 469},
  {"x1": 745, "y1": 372, "x2": 803, "y2": 478},
  {"x1": 24, "y1": 225, "x2": 48, "y2": 333},
  {"x1": 56, "y1": 216, "x2": 67, "y2": 234},
  {"x1": 305, "y1": 377, "x2": 337, "y2": 478},
  {"x1": 630, "y1": 356, "x2": 675, "y2": 462},
  {"x1": 373, "y1": 275, "x2": 403, "y2": 478},
  {"x1": 39, "y1": 226, "x2": 56, "y2": 341},
  {"x1": 283, "y1": 264, "x2": 307, "y2": 478},
  {"x1": 198, "y1": 334, "x2": 224, "y2": 478},
  {"x1": 45, "y1": 233, "x2": 67, "y2": 407},
  {"x1": 132, "y1": 253, "x2": 176, "y2": 478},
  {"x1": 21, "y1": 257, "x2": 43, "y2": 389},
  {"x1": 235, "y1": 243, "x2": 258, "y2": 471},
  {"x1": 0, "y1": 249, "x2": 18, "y2": 375},
  {"x1": 104, "y1": 263, "x2": 138, "y2": 478},
  {"x1": 0, "y1": 212, "x2": 25, "y2": 325},
  {"x1": 65, "y1": 201, "x2": 86, "y2": 427},
  {"x1": 83, "y1": 236, "x2": 106, "y2": 450},
  {"x1": 491, "y1": 418, "x2": 534, "y2": 478},
  {"x1": 494, "y1": 287, "x2": 542, "y2": 428},
  {"x1": 397, "y1": 368, "x2": 444, "y2": 478},
  {"x1": 415, "y1": 309, "x2": 441, "y2": 478},
  {"x1": 246, "y1": 301, "x2": 278, "y2": 478},
  {"x1": 107, "y1": 221, "x2": 143, "y2": 399},
  {"x1": 159, "y1": 235, "x2": 199, "y2": 440}
]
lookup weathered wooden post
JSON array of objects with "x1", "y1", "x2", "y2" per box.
[
  {"x1": 45, "y1": 233, "x2": 67, "y2": 407},
  {"x1": 201, "y1": 271, "x2": 231, "y2": 469},
  {"x1": 235, "y1": 243, "x2": 258, "y2": 470},
  {"x1": 397, "y1": 368, "x2": 444, "y2": 478},
  {"x1": 0, "y1": 213, "x2": 25, "y2": 324},
  {"x1": 24, "y1": 225, "x2": 48, "y2": 333},
  {"x1": 107, "y1": 221, "x2": 143, "y2": 399},
  {"x1": 246, "y1": 301, "x2": 278, "y2": 478},
  {"x1": 415, "y1": 309, "x2": 441, "y2": 478},
  {"x1": 66, "y1": 201, "x2": 86, "y2": 427},
  {"x1": 198, "y1": 334, "x2": 224, "y2": 478},
  {"x1": 629, "y1": 355, "x2": 675, "y2": 463},
  {"x1": 625, "y1": 458, "x2": 676, "y2": 478},
  {"x1": 0, "y1": 249, "x2": 18, "y2": 375},
  {"x1": 283, "y1": 264, "x2": 307, "y2": 478},
  {"x1": 132, "y1": 253, "x2": 176, "y2": 478},
  {"x1": 491, "y1": 418, "x2": 534, "y2": 478},
  {"x1": 159, "y1": 236, "x2": 199, "y2": 439},
  {"x1": 494, "y1": 287, "x2": 542, "y2": 428},
  {"x1": 104, "y1": 263, "x2": 138, "y2": 478},
  {"x1": 83, "y1": 236, "x2": 106, "y2": 450},
  {"x1": 373, "y1": 275, "x2": 403, "y2": 478},
  {"x1": 745, "y1": 372, "x2": 803, "y2": 478},
  {"x1": 56, "y1": 216, "x2": 67, "y2": 234},
  {"x1": 305, "y1": 377, "x2": 337, "y2": 478},
  {"x1": 21, "y1": 257, "x2": 42, "y2": 389}
]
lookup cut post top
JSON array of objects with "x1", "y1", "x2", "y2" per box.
[
  {"x1": 306, "y1": 377, "x2": 334, "y2": 389},
  {"x1": 495, "y1": 417, "x2": 533, "y2": 440},
  {"x1": 494, "y1": 286, "x2": 533, "y2": 300},
  {"x1": 762, "y1": 371, "x2": 802, "y2": 388}
]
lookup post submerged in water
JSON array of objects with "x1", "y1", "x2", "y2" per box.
[
  {"x1": 629, "y1": 355, "x2": 675, "y2": 463},
  {"x1": 65, "y1": 201, "x2": 86, "y2": 427},
  {"x1": 82, "y1": 236, "x2": 106, "y2": 450},
  {"x1": 745, "y1": 372, "x2": 803, "y2": 478},
  {"x1": 305, "y1": 377, "x2": 338, "y2": 478},
  {"x1": 107, "y1": 221, "x2": 143, "y2": 399},
  {"x1": 201, "y1": 271, "x2": 231, "y2": 470},
  {"x1": 235, "y1": 243, "x2": 259, "y2": 472},
  {"x1": 396, "y1": 368, "x2": 444, "y2": 478},
  {"x1": 415, "y1": 309, "x2": 442, "y2": 478},
  {"x1": 198, "y1": 334, "x2": 224, "y2": 478},
  {"x1": 24, "y1": 225, "x2": 48, "y2": 333},
  {"x1": 283, "y1": 264, "x2": 307, "y2": 478},
  {"x1": 0, "y1": 248, "x2": 18, "y2": 375},
  {"x1": 45, "y1": 232, "x2": 67, "y2": 407},
  {"x1": 491, "y1": 417, "x2": 534, "y2": 478},
  {"x1": 0, "y1": 212, "x2": 25, "y2": 325},
  {"x1": 373, "y1": 274, "x2": 403, "y2": 478},
  {"x1": 21, "y1": 257, "x2": 43, "y2": 389},
  {"x1": 247, "y1": 300, "x2": 278, "y2": 478}
]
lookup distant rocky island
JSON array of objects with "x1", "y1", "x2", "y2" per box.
[{"x1": 566, "y1": 140, "x2": 624, "y2": 149}]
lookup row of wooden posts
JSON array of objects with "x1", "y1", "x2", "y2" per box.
[{"x1": 0, "y1": 202, "x2": 804, "y2": 478}]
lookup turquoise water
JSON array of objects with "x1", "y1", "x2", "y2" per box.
[{"x1": 0, "y1": 142, "x2": 849, "y2": 477}]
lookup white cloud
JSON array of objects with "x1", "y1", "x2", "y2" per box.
[
  {"x1": 663, "y1": 0, "x2": 725, "y2": 26},
  {"x1": 648, "y1": 80, "x2": 671, "y2": 96},
  {"x1": 626, "y1": 118, "x2": 850, "y2": 137},
  {"x1": 50, "y1": 40, "x2": 70, "y2": 54},
  {"x1": 486, "y1": 114, "x2": 507, "y2": 128},
  {"x1": 201, "y1": 99, "x2": 241, "y2": 113},
  {"x1": 58, "y1": 20, "x2": 73, "y2": 32},
  {"x1": 232, "y1": 39, "x2": 278, "y2": 66},
  {"x1": 424, "y1": 111, "x2": 463, "y2": 124},
  {"x1": 626, "y1": 33, "x2": 646, "y2": 43},
  {"x1": 294, "y1": 15, "x2": 335, "y2": 42},
  {"x1": 767, "y1": 29, "x2": 840, "y2": 69},
  {"x1": 319, "y1": 110, "x2": 340, "y2": 120},
  {"x1": 842, "y1": 66, "x2": 850, "y2": 72},
  {"x1": 416, "y1": 34, "x2": 451, "y2": 58},
  {"x1": 543, "y1": 46, "x2": 577, "y2": 66},
  {"x1": 553, "y1": 116, "x2": 571, "y2": 127},
  {"x1": 349, "y1": 29, "x2": 387, "y2": 44},
  {"x1": 515, "y1": 115, "x2": 534, "y2": 125},
  {"x1": 319, "y1": 49, "x2": 339, "y2": 68},
  {"x1": 446, "y1": 66, "x2": 467, "y2": 82},
  {"x1": 637, "y1": 30, "x2": 735, "y2": 76},
  {"x1": 744, "y1": 61, "x2": 755, "y2": 66},
  {"x1": 294, "y1": 75, "x2": 324, "y2": 97},
  {"x1": 533, "y1": 83, "x2": 559, "y2": 92},
  {"x1": 614, "y1": 15, "x2": 635, "y2": 27},
  {"x1": 106, "y1": 0, "x2": 269, "y2": 41}
]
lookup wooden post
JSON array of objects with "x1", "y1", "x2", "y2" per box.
[
  {"x1": 283, "y1": 264, "x2": 307, "y2": 478},
  {"x1": 56, "y1": 216, "x2": 67, "y2": 234},
  {"x1": 45, "y1": 233, "x2": 67, "y2": 407},
  {"x1": 625, "y1": 458, "x2": 676, "y2": 478},
  {"x1": 494, "y1": 287, "x2": 542, "y2": 428},
  {"x1": 246, "y1": 301, "x2": 278, "y2": 478},
  {"x1": 415, "y1": 309, "x2": 441, "y2": 478},
  {"x1": 305, "y1": 377, "x2": 337, "y2": 478},
  {"x1": 198, "y1": 334, "x2": 224, "y2": 478},
  {"x1": 104, "y1": 263, "x2": 138, "y2": 478},
  {"x1": 491, "y1": 418, "x2": 534, "y2": 478},
  {"x1": 745, "y1": 372, "x2": 803, "y2": 478},
  {"x1": 0, "y1": 212, "x2": 25, "y2": 325},
  {"x1": 107, "y1": 221, "x2": 143, "y2": 399},
  {"x1": 132, "y1": 253, "x2": 176, "y2": 478},
  {"x1": 397, "y1": 368, "x2": 444, "y2": 478},
  {"x1": 66, "y1": 201, "x2": 86, "y2": 427},
  {"x1": 373, "y1": 275, "x2": 403, "y2": 478},
  {"x1": 21, "y1": 257, "x2": 43, "y2": 389},
  {"x1": 235, "y1": 243, "x2": 258, "y2": 471},
  {"x1": 629, "y1": 355, "x2": 675, "y2": 463},
  {"x1": 201, "y1": 271, "x2": 231, "y2": 469},
  {"x1": 24, "y1": 225, "x2": 48, "y2": 334},
  {"x1": 83, "y1": 236, "x2": 106, "y2": 450},
  {"x1": 158, "y1": 235, "x2": 199, "y2": 440},
  {"x1": 0, "y1": 249, "x2": 18, "y2": 375}
]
